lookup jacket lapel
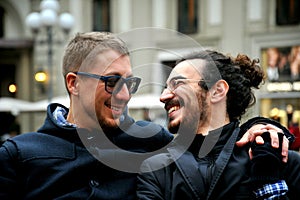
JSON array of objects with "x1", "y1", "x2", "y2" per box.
[
  {"x1": 206, "y1": 127, "x2": 240, "y2": 200},
  {"x1": 168, "y1": 146, "x2": 206, "y2": 200},
  {"x1": 168, "y1": 126, "x2": 240, "y2": 200}
]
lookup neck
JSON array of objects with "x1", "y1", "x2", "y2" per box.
[
  {"x1": 197, "y1": 104, "x2": 230, "y2": 135},
  {"x1": 67, "y1": 101, "x2": 98, "y2": 130}
]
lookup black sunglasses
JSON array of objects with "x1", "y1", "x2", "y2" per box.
[{"x1": 74, "y1": 72, "x2": 141, "y2": 94}]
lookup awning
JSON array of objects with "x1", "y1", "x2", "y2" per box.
[
  {"x1": 0, "y1": 97, "x2": 33, "y2": 115},
  {"x1": 0, "y1": 94, "x2": 163, "y2": 115},
  {"x1": 0, "y1": 96, "x2": 70, "y2": 115}
]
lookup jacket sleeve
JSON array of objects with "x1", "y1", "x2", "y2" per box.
[
  {"x1": 137, "y1": 160, "x2": 165, "y2": 200},
  {"x1": 250, "y1": 132, "x2": 289, "y2": 199},
  {"x1": 0, "y1": 141, "x2": 19, "y2": 200},
  {"x1": 283, "y1": 150, "x2": 300, "y2": 199}
]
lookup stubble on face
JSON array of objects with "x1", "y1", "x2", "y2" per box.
[
  {"x1": 84, "y1": 51, "x2": 131, "y2": 133},
  {"x1": 165, "y1": 60, "x2": 211, "y2": 135},
  {"x1": 168, "y1": 88, "x2": 209, "y2": 135},
  {"x1": 166, "y1": 97, "x2": 182, "y2": 134}
]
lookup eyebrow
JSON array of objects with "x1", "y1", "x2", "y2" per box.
[{"x1": 169, "y1": 75, "x2": 187, "y2": 82}]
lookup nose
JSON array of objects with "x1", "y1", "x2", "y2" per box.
[
  {"x1": 160, "y1": 88, "x2": 175, "y2": 103},
  {"x1": 114, "y1": 83, "x2": 130, "y2": 101}
]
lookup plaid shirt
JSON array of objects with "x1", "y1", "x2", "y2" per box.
[
  {"x1": 53, "y1": 106, "x2": 76, "y2": 128},
  {"x1": 254, "y1": 180, "x2": 288, "y2": 199}
]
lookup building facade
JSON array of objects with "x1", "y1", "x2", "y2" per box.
[{"x1": 0, "y1": 0, "x2": 299, "y2": 135}]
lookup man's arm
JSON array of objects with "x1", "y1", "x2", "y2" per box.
[
  {"x1": 237, "y1": 117, "x2": 294, "y2": 199},
  {"x1": 250, "y1": 132, "x2": 289, "y2": 199},
  {"x1": 0, "y1": 141, "x2": 19, "y2": 199},
  {"x1": 236, "y1": 116, "x2": 294, "y2": 162},
  {"x1": 137, "y1": 161, "x2": 165, "y2": 200},
  {"x1": 282, "y1": 150, "x2": 300, "y2": 199}
]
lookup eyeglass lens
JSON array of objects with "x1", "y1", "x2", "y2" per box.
[
  {"x1": 106, "y1": 76, "x2": 140, "y2": 94},
  {"x1": 74, "y1": 72, "x2": 140, "y2": 94}
]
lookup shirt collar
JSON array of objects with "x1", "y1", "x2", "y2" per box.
[{"x1": 52, "y1": 106, "x2": 76, "y2": 128}]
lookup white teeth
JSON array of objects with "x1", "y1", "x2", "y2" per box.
[
  {"x1": 168, "y1": 106, "x2": 179, "y2": 114},
  {"x1": 111, "y1": 106, "x2": 121, "y2": 111}
]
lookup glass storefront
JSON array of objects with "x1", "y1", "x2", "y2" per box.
[{"x1": 259, "y1": 45, "x2": 300, "y2": 150}]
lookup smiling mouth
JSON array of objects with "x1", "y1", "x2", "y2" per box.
[
  {"x1": 168, "y1": 106, "x2": 180, "y2": 114},
  {"x1": 110, "y1": 105, "x2": 122, "y2": 111},
  {"x1": 165, "y1": 99, "x2": 183, "y2": 117},
  {"x1": 106, "y1": 103, "x2": 124, "y2": 114}
]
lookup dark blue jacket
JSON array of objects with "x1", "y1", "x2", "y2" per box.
[
  {"x1": 0, "y1": 103, "x2": 173, "y2": 200},
  {"x1": 137, "y1": 120, "x2": 300, "y2": 200}
]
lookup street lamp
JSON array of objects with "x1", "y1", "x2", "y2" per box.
[{"x1": 25, "y1": 0, "x2": 74, "y2": 102}]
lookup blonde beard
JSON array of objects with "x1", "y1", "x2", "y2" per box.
[{"x1": 98, "y1": 117, "x2": 120, "y2": 133}]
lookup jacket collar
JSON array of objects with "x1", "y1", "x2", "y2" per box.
[
  {"x1": 37, "y1": 103, "x2": 136, "y2": 145},
  {"x1": 168, "y1": 121, "x2": 240, "y2": 200}
]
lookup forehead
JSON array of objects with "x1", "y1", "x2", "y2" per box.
[
  {"x1": 168, "y1": 59, "x2": 205, "y2": 80},
  {"x1": 90, "y1": 50, "x2": 132, "y2": 75}
]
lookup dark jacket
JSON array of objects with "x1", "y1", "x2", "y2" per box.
[
  {"x1": 137, "y1": 121, "x2": 300, "y2": 200},
  {"x1": 0, "y1": 103, "x2": 173, "y2": 200}
]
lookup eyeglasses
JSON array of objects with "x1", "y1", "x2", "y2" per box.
[
  {"x1": 74, "y1": 71, "x2": 141, "y2": 94},
  {"x1": 164, "y1": 78, "x2": 208, "y2": 91}
]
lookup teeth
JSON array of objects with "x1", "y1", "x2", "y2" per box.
[
  {"x1": 111, "y1": 106, "x2": 121, "y2": 111},
  {"x1": 168, "y1": 106, "x2": 179, "y2": 114}
]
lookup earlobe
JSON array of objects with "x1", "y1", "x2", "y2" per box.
[
  {"x1": 66, "y1": 73, "x2": 79, "y2": 95},
  {"x1": 210, "y1": 80, "x2": 229, "y2": 103}
]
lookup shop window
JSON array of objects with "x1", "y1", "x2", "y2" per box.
[
  {"x1": 178, "y1": 0, "x2": 198, "y2": 34},
  {"x1": 260, "y1": 100, "x2": 300, "y2": 151},
  {"x1": 93, "y1": 0, "x2": 110, "y2": 31},
  {"x1": 261, "y1": 45, "x2": 300, "y2": 84},
  {"x1": 276, "y1": 0, "x2": 300, "y2": 25}
]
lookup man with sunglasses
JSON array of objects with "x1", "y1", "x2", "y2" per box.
[{"x1": 0, "y1": 32, "x2": 292, "y2": 199}]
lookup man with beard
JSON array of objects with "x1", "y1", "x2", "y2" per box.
[
  {"x1": 0, "y1": 32, "x2": 174, "y2": 200},
  {"x1": 0, "y1": 32, "x2": 291, "y2": 199},
  {"x1": 137, "y1": 50, "x2": 300, "y2": 199}
]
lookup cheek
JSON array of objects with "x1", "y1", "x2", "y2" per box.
[
  {"x1": 94, "y1": 83, "x2": 107, "y2": 99},
  {"x1": 92, "y1": 85, "x2": 110, "y2": 111},
  {"x1": 94, "y1": 91, "x2": 110, "y2": 108},
  {"x1": 80, "y1": 81, "x2": 99, "y2": 99},
  {"x1": 185, "y1": 89, "x2": 207, "y2": 117},
  {"x1": 180, "y1": 87, "x2": 200, "y2": 109}
]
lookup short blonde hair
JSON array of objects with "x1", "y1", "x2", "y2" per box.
[{"x1": 62, "y1": 32, "x2": 129, "y2": 77}]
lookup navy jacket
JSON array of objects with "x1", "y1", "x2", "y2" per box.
[
  {"x1": 0, "y1": 103, "x2": 173, "y2": 200},
  {"x1": 137, "y1": 121, "x2": 300, "y2": 200}
]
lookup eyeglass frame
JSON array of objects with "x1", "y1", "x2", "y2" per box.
[
  {"x1": 164, "y1": 77, "x2": 209, "y2": 92},
  {"x1": 74, "y1": 71, "x2": 141, "y2": 94}
]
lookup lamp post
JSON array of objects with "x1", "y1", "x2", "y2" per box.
[{"x1": 25, "y1": 0, "x2": 74, "y2": 102}]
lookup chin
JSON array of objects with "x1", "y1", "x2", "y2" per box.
[
  {"x1": 108, "y1": 119, "x2": 120, "y2": 129},
  {"x1": 168, "y1": 126, "x2": 179, "y2": 134},
  {"x1": 99, "y1": 118, "x2": 120, "y2": 132},
  {"x1": 168, "y1": 121, "x2": 180, "y2": 134}
]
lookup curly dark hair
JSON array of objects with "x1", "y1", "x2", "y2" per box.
[{"x1": 178, "y1": 50, "x2": 265, "y2": 121}]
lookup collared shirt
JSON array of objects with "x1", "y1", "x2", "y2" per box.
[
  {"x1": 53, "y1": 106, "x2": 76, "y2": 128},
  {"x1": 255, "y1": 180, "x2": 288, "y2": 199}
]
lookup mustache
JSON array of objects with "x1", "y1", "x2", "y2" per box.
[{"x1": 164, "y1": 98, "x2": 184, "y2": 110}]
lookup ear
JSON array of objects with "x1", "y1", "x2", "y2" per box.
[
  {"x1": 66, "y1": 72, "x2": 79, "y2": 95},
  {"x1": 210, "y1": 79, "x2": 229, "y2": 103}
]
